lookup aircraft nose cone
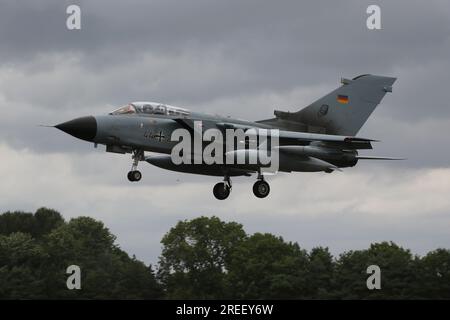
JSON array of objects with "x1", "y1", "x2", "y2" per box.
[{"x1": 56, "y1": 116, "x2": 97, "y2": 141}]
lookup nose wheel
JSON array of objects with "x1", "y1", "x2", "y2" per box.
[
  {"x1": 127, "y1": 170, "x2": 142, "y2": 182},
  {"x1": 213, "y1": 176, "x2": 231, "y2": 200},
  {"x1": 253, "y1": 173, "x2": 270, "y2": 198},
  {"x1": 128, "y1": 149, "x2": 144, "y2": 182}
]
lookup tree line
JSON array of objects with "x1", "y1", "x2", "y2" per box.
[{"x1": 0, "y1": 208, "x2": 449, "y2": 299}]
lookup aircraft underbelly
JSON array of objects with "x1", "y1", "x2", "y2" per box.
[{"x1": 145, "y1": 156, "x2": 252, "y2": 176}]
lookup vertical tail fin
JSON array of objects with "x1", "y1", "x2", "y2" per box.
[{"x1": 264, "y1": 75, "x2": 396, "y2": 136}]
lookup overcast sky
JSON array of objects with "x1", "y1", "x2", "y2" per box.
[{"x1": 1, "y1": 0, "x2": 449, "y2": 264}]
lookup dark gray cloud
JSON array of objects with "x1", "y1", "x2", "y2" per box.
[
  {"x1": 1, "y1": 1, "x2": 449, "y2": 110},
  {"x1": 2, "y1": 0, "x2": 450, "y2": 95}
]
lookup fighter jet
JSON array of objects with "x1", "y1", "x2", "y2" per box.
[{"x1": 54, "y1": 74, "x2": 399, "y2": 200}]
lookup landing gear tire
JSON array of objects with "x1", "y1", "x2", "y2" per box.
[
  {"x1": 127, "y1": 149, "x2": 144, "y2": 182},
  {"x1": 253, "y1": 180, "x2": 270, "y2": 198},
  {"x1": 213, "y1": 182, "x2": 231, "y2": 200},
  {"x1": 127, "y1": 170, "x2": 142, "y2": 182}
]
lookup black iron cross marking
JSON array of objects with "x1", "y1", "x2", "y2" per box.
[{"x1": 154, "y1": 131, "x2": 165, "y2": 142}]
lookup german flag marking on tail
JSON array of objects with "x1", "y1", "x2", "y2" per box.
[{"x1": 337, "y1": 94, "x2": 349, "y2": 104}]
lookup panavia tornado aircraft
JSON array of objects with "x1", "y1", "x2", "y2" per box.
[{"x1": 54, "y1": 74, "x2": 399, "y2": 200}]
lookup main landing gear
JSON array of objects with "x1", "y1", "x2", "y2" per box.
[
  {"x1": 128, "y1": 149, "x2": 144, "y2": 182},
  {"x1": 253, "y1": 173, "x2": 270, "y2": 198},
  {"x1": 213, "y1": 176, "x2": 231, "y2": 200},
  {"x1": 212, "y1": 173, "x2": 271, "y2": 200}
]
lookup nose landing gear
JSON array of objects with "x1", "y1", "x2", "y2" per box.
[
  {"x1": 127, "y1": 170, "x2": 142, "y2": 182},
  {"x1": 128, "y1": 149, "x2": 144, "y2": 182}
]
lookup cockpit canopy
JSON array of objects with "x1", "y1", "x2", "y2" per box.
[{"x1": 110, "y1": 101, "x2": 190, "y2": 117}]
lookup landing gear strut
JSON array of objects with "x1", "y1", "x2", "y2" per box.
[
  {"x1": 128, "y1": 149, "x2": 144, "y2": 182},
  {"x1": 253, "y1": 173, "x2": 270, "y2": 198},
  {"x1": 213, "y1": 175, "x2": 231, "y2": 200}
]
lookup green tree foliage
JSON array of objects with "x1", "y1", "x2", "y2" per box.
[
  {"x1": 34, "y1": 208, "x2": 65, "y2": 238},
  {"x1": 0, "y1": 211, "x2": 35, "y2": 236},
  {"x1": 308, "y1": 247, "x2": 334, "y2": 298},
  {"x1": 0, "y1": 233, "x2": 47, "y2": 299},
  {"x1": 0, "y1": 208, "x2": 162, "y2": 299},
  {"x1": 158, "y1": 216, "x2": 246, "y2": 299},
  {"x1": 159, "y1": 217, "x2": 450, "y2": 299},
  {"x1": 0, "y1": 207, "x2": 64, "y2": 238},
  {"x1": 1, "y1": 210, "x2": 449, "y2": 299},
  {"x1": 227, "y1": 233, "x2": 310, "y2": 299},
  {"x1": 414, "y1": 249, "x2": 450, "y2": 299},
  {"x1": 332, "y1": 242, "x2": 418, "y2": 299}
]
